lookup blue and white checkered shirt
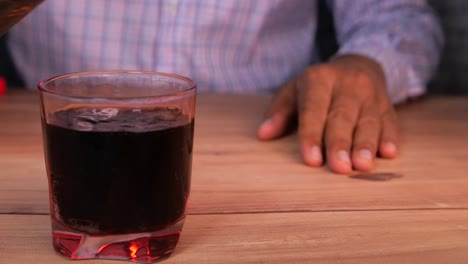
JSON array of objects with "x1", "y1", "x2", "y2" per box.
[{"x1": 8, "y1": 0, "x2": 443, "y2": 103}]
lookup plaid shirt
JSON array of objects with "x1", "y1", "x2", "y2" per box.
[{"x1": 9, "y1": 0, "x2": 443, "y2": 103}]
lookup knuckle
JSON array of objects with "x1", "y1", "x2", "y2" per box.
[
  {"x1": 348, "y1": 70, "x2": 379, "y2": 101},
  {"x1": 353, "y1": 69, "x2": 373, "y2": 84},
  {"x1": 353, "y1": 140, "x2": 377, "y2": 151},
  {"x1": 299, "y1": 101, "x2": 325, "y2": 117},
  {"x1": 299, "y1": 124, "x2": 319, "y2": 134},
  {"x1": 300, "y1": 66, "x2": 334, "y2": 85},
  {"x1": 298, "y1": 120, "x2": 323, "y2": 137},
  {"x1": 298, "y1": 128, "x2": 323, "y2": 147},
  {"x1": 354, "y1": 139, "x2": 378, "y2": 153},
  {"x1": 299, "y1": 132, "x2": 322, "y2": 146},
  {"x1": 327, "y1": 109, "x2": 355, "y2": 125},
  {"x1": 326, "y1": 137, "x2": 351, "y2": 150},
  {"x1": 358, "y1": 116, "x2": 379, "y2": 127},
  {"x1": 350, "y1": 67, "x2": 381, "y2": 90}
]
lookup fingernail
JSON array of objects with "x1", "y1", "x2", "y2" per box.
[
  {"x1": 261, "y1": 117, "x2": 272, "y2": 126},
  {"x1": 359, "y1": 149, "x2": 373, "y2": 161},
  {"x1": 337, "y1": 150, "x2": 350, "y2": 164},
  {"x1": 384, "y1": 141, "x2": 397, "y2": 153},
  {"x1": 259, "y1": 117, "x2": 273, "y2": 131},
  {"x1": 310, "y1": 146, "x2": 322, "y2": 162}
]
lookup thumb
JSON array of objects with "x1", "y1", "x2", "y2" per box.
[{"x1": 257, "y1": 80, "x2": 297, "y2": 140}]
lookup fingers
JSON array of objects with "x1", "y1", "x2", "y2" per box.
[
  {"x1": 351, "y1": 106, "x2": 399, "y2": 172},
  {"x1": 379, "y1": 110, "x2": 400, "y2": 158},
  {"x1": 259, "y1": 58, "x2": 400, "y2": 175},
  {"x1": 257, "y1": 80, "x2": 296, "y2": 140},
  {"x1": 351, "y1": 105, "x2": 380, "y2": 172},
  {"x1": 327, "y1": 101, "x2": 398, "y2": 174},
  {"x1": 296, "y1": 68, "x2": 334, "y2": 167},
  {"x1": 324, "y1": 94, "x2": 361, "y2": 174}
]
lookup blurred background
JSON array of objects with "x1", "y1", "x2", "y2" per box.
[
  {"x1": 1, "y1": 0, "x2": 466, "y2": 95},
  {"x1": 316, "y1": 0, "x2": 468, "y2": 96},
  {"x1": 427, "y1": 0, "x2": 468, "y2": 95}
]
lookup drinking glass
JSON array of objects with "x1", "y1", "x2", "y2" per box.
[{"x1": 38, "y1": 71, "x2": 196, "y2": 263}]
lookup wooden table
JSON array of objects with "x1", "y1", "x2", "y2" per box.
[{"x1": 1, "y1": 91, "x2": 468, "y2": 263}]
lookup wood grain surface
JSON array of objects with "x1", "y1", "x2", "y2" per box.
[
  {"x1": 2, "y1": 210, "x2": 468, "y2": 264},
  {"x1": 1, "y1": 91, "x2": 468, "y2": 263}
]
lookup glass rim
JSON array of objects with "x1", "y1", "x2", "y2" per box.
[{"x1": 37, "y1": 70, "x2": 197, "y2": 99}]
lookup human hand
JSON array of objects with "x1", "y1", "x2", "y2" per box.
[{"x1": 257, "y1": 54, "x2": 399, "y2": 174}]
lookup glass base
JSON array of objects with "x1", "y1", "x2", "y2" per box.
[{"x1": 51, "y1": 218, "x2": 184, "y2": 263}]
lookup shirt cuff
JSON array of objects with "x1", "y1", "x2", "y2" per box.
[{"x1": 335, "y1": 43, "x2": 426, "y2": 104}]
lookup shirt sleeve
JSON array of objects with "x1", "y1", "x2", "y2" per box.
[{"x1": 327, "y1": 0, "x2": 444, "y2": 103}]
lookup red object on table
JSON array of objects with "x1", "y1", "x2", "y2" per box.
[{"x1": 0, "y1": 77, "x2": 6, "y2": 95}]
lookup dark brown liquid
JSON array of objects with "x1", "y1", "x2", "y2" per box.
[
  {"x1": 43, "y1": 107, "x2": 194, "y2": 235},
  {"x1": 0, "y1": 0, "x2": 44, "y2": 36}
]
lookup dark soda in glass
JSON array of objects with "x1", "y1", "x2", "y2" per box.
[{"x1": 43, "y1": 106, "x2": 194, "y2": 235}]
